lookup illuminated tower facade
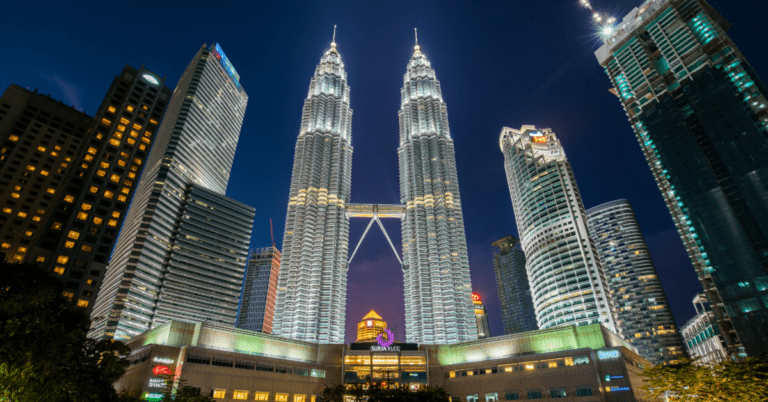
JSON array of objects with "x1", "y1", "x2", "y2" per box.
[
  {"x1": 273, "y1": 39, "x2": 353, "y2": 344},
  {"x1": 499, "y1": 125, "x2": 617, "y2": 333},
  {"x1": 587, "y1": 199, "x2": 685, "y2": 365},
  {"x1": 472, "y1": 293, "x2": 490, "y2": 339},
  {"x1": 356, "y1": 310, "x2": 388, "y2": 342},
  {"x1": 89, "y1": 44, "x2": 254, "y2": 341},
  {"x1": 237, "y1": 247, "x2": 281, "y2": 333},
  {"x1": 595, "y1": 0, "x2": 768, "y2": 357},
  {"x1": 398, "y1": 40, "x2": 477, "y2": 344}
]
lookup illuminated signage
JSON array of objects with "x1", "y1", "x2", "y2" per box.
[
  {"x1": 605, "y1": 375, "x2": 624, "y2": 381},
  {"x1": 371, "y1": 329, "x2": 399, "y2": 351},
  {"x1": 474, "y1": 309, "x2": 485, "y2": 315},
  {"x1": 371, "y1": 345, "x2": 401, "y2": 352},
  {"x1": 210, "y1": 43, "x2": 241, "y2": 88},
  {"x1": 367, "y1": 320, "x2": 373, "y2": 327},
  {"x1": 153, "y1": 357, "x2": 174, "y2": 364},
  {"x1": 143, "y1": 392, "x2": 163, "y2": 401},
  {"x1": 152, "y1": 364, "x2": 173, "y2": 376},
  {"x1": 607, "y1": 386, "x2": 630, "y2": 392},
  {"x1": 142, "y1": 74, "x2": 159, "y2": 85},
  {"x1": 598, "y1": 350, "x2": 619, "y2": 359},
  {"x1": 148, "y1": 378, "x2": 166, "y2": 388},
  {"x1": 472, "y1": 293, "x2": 481, "y2": 303},
  {"x1": 530, "y1": 131, "x2": 547, "y2": 144}
]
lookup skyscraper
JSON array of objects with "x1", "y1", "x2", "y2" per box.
[
  {"x1": 398, "y1": 39, "x2": 477, "y2": 344},
  {"x1": 273, "y1": 38, "x2": 353, "y2": 344},
  {"x1": 492, "y1": 236, "x2": 538, "y2": 334},
  {"x1": 595, "y1": 0, "x2": 768, "y2": 357},
  {"x1": 237, "y1": 246, "x2": 281, "y2": 333},
  {"x1": 0, "y1": 85, "x2": 92, "y2": 263},
  {"x1": 34, "y1": 66, "x2": 171, "y2": 314},
  {"x1": 499, "y1": 125, "x2": 617, "y2": 333},
  {"x1": 681, "y1": 294, "x2": 728, "y2": 365},
  {"x1": 472, "y1": 293, "x2": 490, "y2": 339},
  {"x1": 587, "y1": 199, "x2": 684, "y2": 365},
  {"x1": 89, "y1": 44, "x2": 255, "y2": 341}
]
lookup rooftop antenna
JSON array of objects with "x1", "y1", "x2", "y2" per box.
[
  {"x1": 332, "y1": 25, "x2": 337, "y2": 46},
  {"x1": 270, "y1": 218, "x2": 275, "y2": 248},
  {"x1": 414, "y1": 28, "x2": 418, "y2": 44}
]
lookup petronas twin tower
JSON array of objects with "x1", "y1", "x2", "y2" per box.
[{"x1": 273, "y1": 34, "x2": 477, "y2": 344}]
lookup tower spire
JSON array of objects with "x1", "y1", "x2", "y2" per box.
[
  {"x1": 332, "y1": 25, "x2": 337, "y2": 47},
  {"x1": 413, "y1": 28, "x2": 421, "y2": 53}
]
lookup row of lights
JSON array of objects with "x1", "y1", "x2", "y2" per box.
[{"x1": 579, "y1": 0, "x2": 617, "y2": 36}]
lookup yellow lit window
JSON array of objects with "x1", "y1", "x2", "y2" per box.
[
  {"x1": 104, "y1": 190, "x2": 114, "y2": 199},
  {"x1": 84, "y1": 154, "x2": 94, "y2": 162},
  {"x1": 111, "y1": 211, "x2": 121, "y2": 218},
  {"x1": 87, "y1": 147, "x2": 97, "y2": 154},
  {"x1": 67, "y1": 230, "x2": 80, "y2": 240},
  {"x1": 114, "y1": 131, "x2": 123, "y2": 139},
  {"x1": 52, "y1": 222, "x2": 62, "y2": 230},
  {"x1": 525, "y1": 364, "x2": 535, "y2": 370},
  {"x1": 108, "y1": 219, "x2": 118, "y2": 227},
  {"x1": 107, "y1": 105, "x2": 116, "y2": 113},
  {"x1": 130, "y1": 165, "x2": 138, "y2": 171},
  {"x1": 127, "y1": 172, "x2": 136, "y2": 179},
  {"x1": 116, "y1": 124, "x2": 126, "y2": 132},
  {"x1": 40, "y1": 170, "x2": 49, "y2": 176},
  {"x1": 233, "y1": 390, "x2": 248, "y2": 400},
  {"x1": 212, "y1": 389, "x2": 226, "y2": 398},
  {"x1": 54, "y1": 266, "x2": 66, "y2": 275},
  {"x1": 144, "y1": 130, "x2": 152, "y2": 137},
  {"x1": 14, "y1": 185, "x2": 21, "y2": 191},
  {"x1": 11, "y1": 192, "x2": 19, "y2": 199},
  {"x1": 9, "y1": 135, "x2": 19, "y2": 142},
  {"x1": 121, "y1": 187, "x2": 130, "y2": 194},
  {"x1": 11, "y1": 254, "x2": 23, "y2": 262},
  {"x1": 26, "y1": 165, "x2": 36, "y2": 171},
  {"x1": 46, "y1": 188, "x2": 55, "y2": 194},
  {"x1": 77, "y1": 212, "x2": 88, "y2": 220},
  {"x1": 100, "y1": 161, "x2": 110, "y2": 169},
  {"x1": 89, "y1": 186, "x2": 98, "y2": 193},
  {"x1": 64, "y1": 241, "x2": 75, "y2": 249},
  {"x1": 80, "y1": 163, "x2": 89, "y2": 169},
  {"x1": 37, "y1": 146, "x2": 46, "y2": 152},
  {"x1": 95, "y1": 133, "x2": 103, "y2": 140},
  {"x1": 124, "y1": 180, "x2": 133, "y2": 186},
  {"x1": 57, "y1": 255, "x2": 69, "y2": 264},
  {"x1": 52, "y1": 151, "x2": 60, "y2": 158},
  {"x1": 134, "y1": 158, "x2": 142, "y2": 165},
  {"x1": 24, "y1": 231, "x2": 33, "y2": 237},
  {"x1": 254, "y1": 392, "x2": 269, "y2": 401},
  {"x1": 118, "y1": 160, "x2": 127, "y2": 167},
  {"x1": 17, "y1": 211, "x2": 27, "y2": 218},
  {"x1": 77, "y1": 300, "x2": 89, "y2": 308},
  {"x1": 17, "y1": 246, "x2": 27, "y2": 253},
  {"x1": 110, "y1": 174, "x2": 120, "y2": 182},
  {"x1": 132, "y1": 123, "x2": 142, "y2": 130},
  {"x1": 36, "y1": 208, "x2": 45, "y2": 214},
  {"x1": 86, "y1": 279, "x2": 94, "y2": 286},
  {"x1": 81, "y1": 203, "x2": 92, "y2": 211},
  {"x1": 32, "y1": 216, "x2": 41, "y2": 222},
  {"x1": 275, "y1": 394, "x2": 288, "y2": 402},
  {"x1": 119, "y1": 117, "x2": 130, "y2": 125},
  {"x1": 142, "y1": 105, "x2": 148, "y2": 110},
  {"x1": 126, "y1": 105, "x2": 135, "y2": 112},
  {"x1": 109, "y1": 139, "x2": 120, "y2": 146},
  {"x1": 293, "y1": 395, "x2": 305, "y2": 402},
  {"x1": 59, "y1": 162, "x2": 67, "y2": 168},
  {"x1": 117, "y1": 195, "x2": 127, "y2": 202},
  {"x1": 93, "y1": 217, "x2": 103, "y2": 225},
  {"x1": 130, "y1": 130, "x2": 139, "y2": 138},
  {"x1": 150, "y1": 119, "x2": 158, "y2": 125},
  {"x1": 101, "y1": 118, "x2": 111, "y2": 126},
  {"x1": 139, "y1": 144, "x2": 147, "y2": 151},
  {"x1": 120, "y1": 151, "x2": 130, "y2": 159},
  {"x1": 62, "y1": 291, "x2": 74, "y2": 300},
  {"x1": 141, "y1": 137, "x2": 150, "y2": 144},
  {"x1": 311, "y1": 396, "x2": 316, "y2": 402},
  {"x1": 2, "y1": 208, "x2": 11, "y2": 214},
  {"x1": 65, "y1": 157, "x2": 71, "y2": 162},
  {"x1": 0, "y1": 243, "x2": 10, "y2": 249},
  {"x1": 80, "y1": 245, "x2": 93, "y2": 253},
  {"x1": 64, "y1": 195, "x2": 75, "y2": 203},
  {"x1": 548, "y1": 361, "x2": 558, "y2": 368},
  {"x1": 126, "y1": 138, "x2": 136, "y2": 145}
]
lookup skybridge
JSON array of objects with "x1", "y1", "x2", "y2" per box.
[{"x1": 345, "y1": 203, "x2": 406, "y2": 265}]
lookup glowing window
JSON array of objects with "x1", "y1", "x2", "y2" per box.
[
  {"x1": 87, "y1": 147, "x2": 97, "y2": 155},
  {"x1": 107, "y1": 105, "x2": 116, "y2": 113},
  {"x1": 130, "y1": 130, "x2": 139, "y2": 138},
  {"x1": 117, "y1": 195, "x2": 127, "y2": 202},
  {"x1": 64, "y1": 241, "x2": 75, "y2": 249},
  {"x1": 11, "y1": 193, "x2": 19, "y2": 199},
  {"x1": 59, "y1": 162, "x2": 67, "y2": 168},
  {"x1": 54, "y1": 266, "x2": 65, "y2": 275},
  {"x1": 293, "y1": 395, "x2": 305, "y2": 402},
  {"x1": 108, "y1": 219, "x2": 118, "y2": 227},
  {"x1": 121, "y1": 187, "x2": 130, "y2": 194},
  {"x1": 36, "y1": 209, "x2": 45, "y2": 215},
  {"x1": 24, "y1": 231, "x2": 33, "y2": 237},
  {"x1": 109, "y1": 139, "x2": 120, "y2": 146},
  {"x1": 233, "y1": 390, "x2": 248, "y2": 400},
  {"x1": 254, "y1": 392, "x2": 269, "y2": 401},
  {"x1": 150, "y1": 119, "x2": 158, "y2": 125},
  {"x1": 126, "y1": 138, "x2": 136, "y2": 145},
  {"x1": 144, "y1": 130, "x2": 152, "y2": 137},
  {"x1": 80, "y1": 245, "x2": 93, "y2": 253},
  {"x1": 9, "y1": 135, "x2": 19, "y2": 142},
  {"x1": 139, "y1": 144, "x2": 147, "y2": 151},
  {"x1": 116, "y1": 125, "x2": 126, "y2": 132},
  {"x1": 0, "y1": 243, "x2": 9, "y2": 249},
  {"x1": 32, "y1": 216, "x2": 41, "y2": 222},
  {"x1": 130, "y1": 165, "x2": 138, "y2": 172},
  {"x1": 118, "y1": 160, "x2": 127, "y2": 167},
  {"x1": 67, "y1": 231, "x2": 80, "y2": 240},
  {"x1": 86, "y1": 279, "x2": 94, "y2": 286},
  {"x1": 119, "y1": 117, "x2": 130, "y2": 125},
  {"x1": 134, "y1": 158, "x2": 142, "y2": 165},
  {"x1": 114, "y1": 131, "x2": 123, "y2": 139},
  {"x1": 14, "y1": 185, "x2": 20, "y2": 191},
  {"x1": 77, "y1": 300, "x2": 89, "y2": 308},
  {"x1": 101, "y1": 118, "x2": 111, "y2": 126},
  {"x1": 26, "y1": 165, "x2": 36, "y2": 171},
  {"x1": 17, "y1": 211, "x2": 27, "y2": 218},
  {"x1": 46, "y1": 188, "x2": 55, "y2": 194},
  {"x1": 142, "y1": 137, "x2": 150, "y2": 144},
  {"x1": 17, "y1": 246, "x2": 27, "y2": 253},
  {"x1": 35, "y1": 256, "x2": 45, "y2": 263},
  {"x1": 110, "y1": 174, "x2": 120, "y2": 183},
  {"x1": 78, "y1": 211, "x2": 89, "y2": 220},
  {"x1": 84, "y1": 155, "x2": 94, "y2": 162},
  {"x1": 126, "y1": 105, "x2": 135, "y2": 112},
  {"x1": 142, "y1": 105, "x2": 148, "y2": 110},
  {"x1": 11, "y1": 255, "x2": 22, "y2": 262},
  {"x1": 275, "y1": 394, "x2": 288, "y2": 402},
  {"x1": 82, "y1": 203, "x2": 92, "y2": 211},
  {"x1": 93, "y1": 217, "x2": 103, "y2": 225},
  {"x1": 133, "y1": 123, "x2": 142, "y2": 130},
  {"x1": 104, "y1": 190, "x2": 114, "y2": 199},
  {"x1": 212, "y1": 389, "x2": 226, "y2": 398},
  {"x1": 57, "y1": 256, "x2": 69, "y2": 264},
  {"x1": 37, "y1": 146, "x2": 46, "y2": 152},
  {"x1": 525, "y1": 364, "x2": 535, "y2": 370},
  {"x1": 111, "y1": 211, "x2": 121, "y2": 218},
  {"x1": 40, "y1": 170, "x2": 50, "y2": 176},
  {"x1": 62, "y1": 291, "x2": 74, "y2": 300},
  {"x1": 99, "y1": 162, "x2": 109, "y2": 169},
  {"x1": 89, "y1": 186, "x2": 98, "y2": 193},
  {"x1": 52, "y1": 222, "x2": 63, "y2": 230},
  {"x1": 120, "y1": 151, "x2": 130, "y2": 159},
  {"x1": 124, "y1": 180, "x2": 133, "y2": 186},
  {"x1": 2, "y1": 208, "x2": 11, "y2": 214},
  {"x1": 64, "y1": 195, "x2": 75, "y2": 203}
]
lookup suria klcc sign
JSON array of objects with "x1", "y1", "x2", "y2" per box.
[{"x1": 370, "y1": 329, "x2": 400, "y2": 352}]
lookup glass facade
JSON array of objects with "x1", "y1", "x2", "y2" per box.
[
  {"x1": 586, "y1": 199, "x2": 685, "y2": 365},
  {"x1": 89, "y1": 43, "x2": 254, "y2": 341},
  {"x1": 595, "y1": 0, "x2": 768, "y2": 357},
  {"x1": 492, "y1": 236, "x2": 538, "y2": 335},
  {"x1": 399, "y1": 43, "x2": 476, "y2": 344},
  {"x1": 237, "y1": 247, "x2": 281, "y2": 333},
  {"x1": 499, "y1": 126, "x2": 616, "y2": 333},
  {"x1": 273, "y1": 41, "x2": 353, "y2": 344}
]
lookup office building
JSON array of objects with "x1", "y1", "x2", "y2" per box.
[
  {"x1": 116, "y1": 320, "x2": 651, "y2": 402},
  {"x1": 472, "y1": 293, "x2": 490, "y2": 339},
  {"x1": 499, "y1": 125, "x2": 617, "y2": 332},
  {"x1": 273, "y1": 38, "x2": 353, "y2": 344},
  {"x1": 0, "y1": 85, "x2": 92, "y2": 264},
  {"x1": 398, "y1": 39, "x2": 477, "y2": 344},
  {"x1": 595, "y1": 0, "x2": 768, "y2": 357},
  {"x1": 356, "y1": 310, "x2": 387, "y2": 342},
  {"x1": 35, "y1": 66, "x2": 170, "y2": 313},
  {"x1": 681, "y1": 294, "x2": 728, "y2": 365},
  {"x1": 237, "y1": 247, "x2": 281, "y2": 333},
  {"x1": 587, "y1": 199, "x2": 685, "y2": 365},
  {"x1": 89, "y1": 43, "x2": 254, "y2": 341},
  {"x1": 491, "y1": 235, "x2": 538, "y2": 334}
]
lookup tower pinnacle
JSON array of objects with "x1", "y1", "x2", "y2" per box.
[
  {"x1": 332, "y1": 25, "x2": 337, "y2": 48},
  {"x1": 414, "y1": 28, "x2": 420, "y2": 52}
]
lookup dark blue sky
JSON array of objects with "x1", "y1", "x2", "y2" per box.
[{"x1": 3, "y1": 0, "x2": 766, "y2": 343}]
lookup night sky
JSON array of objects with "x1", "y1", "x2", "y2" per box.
[{"x1": 3, "y1": 0, "x2": 767, "y2": 343}]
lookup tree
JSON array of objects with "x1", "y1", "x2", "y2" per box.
[
  {"x1": 0, "y1": 262, "x2": 131, "y2": 402},
  {"x1": 320, "y1": 383, "x2": 449, "y2": 402},
  {"x1": 641, "y1": 357, "x2": 768, "y2": 401}
]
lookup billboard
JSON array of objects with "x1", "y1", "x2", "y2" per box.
[{"x1": 210, "y1": 43, "x2": 241, "y2": 88}]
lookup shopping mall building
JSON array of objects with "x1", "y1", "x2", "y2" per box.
[{"x1": 116, "y1": 321, "x2": 653, "y2": 402}]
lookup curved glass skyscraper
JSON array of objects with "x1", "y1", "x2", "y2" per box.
[
  {"x1": 273, "y1": 40, "x2": 353, "y2": 344},
  {"x1": 399, "y1": 43, "x2": 476, "y2": 344},
  {"x1": 499, "y1": 125, "x2": 616, "y2": 333},
  {"x1": 587, "y1": 199, "x2": 685, "y2": 365}
]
